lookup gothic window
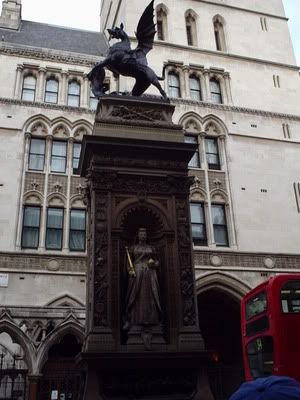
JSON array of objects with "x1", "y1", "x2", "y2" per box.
[
  {"x1": 69, "y1": 209, "x2": 86, "y2": 251},
  {"x1": 213, "y1": 16, "x2": 226, "y2": 51},
  {"x1": 68, "y1": 80, "x2": 81, "y2": 107},
  {"x1": 28, "y1": 138, "x2": 45, "y2": 171},
  {"x1": 205, "y1": 137, "x2": 220, "y2": 170},
  {"x1": 185, "y1": 10, "x2": 197, "y2": 46},
  {"x1": 168, "y1": 72, "x2": 181, "y2": 97},
  {"x1": 72, "y1": 142, "x2": 81, "y2": 170},
  {"x1": 189, "y1": 75, "x2": 201, "y2": 100},
  {"x1": 185, "y1": 135, "x2": 200, "y2": 168},
  {"x1": 190, "y1": 203, "x2": 207, "y2": 246},
  {"x1": 210, "y1": 78, "x2": 222, "y2": 104},
  {"x1": 22, "y1": 75, "x2": 36, "y2": 101},
  {"x1": 21, "y1": 206, "x2": 41, "y2": 249},
  {"x1": 50, "y1": 141, "x2": 67, "y2": 173},
  {"x1": 45, "y1": 208, "x2": 64, "y2": 250},
  {"x1": 212, "y1": 204, "x2": 228, "y2": 246},
  {"x1": 156, "y1": 5, "x2": 167, "y2": 40},
  {"x1": 44, "y1": 78, "x2": 59, "y2": 104},
  {"x1": 89, "y1": 89, "x2": 98, "y2": 110}
]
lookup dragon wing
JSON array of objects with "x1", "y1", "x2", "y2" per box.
[{"x1": 135, "y1": 0, "x2": 156, "y2": 56}]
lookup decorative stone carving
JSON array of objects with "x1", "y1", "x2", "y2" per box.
[
  {"x1": 176, "y1": 199, "x2": 196, "y2": 327},
  {"x1": 53, "y1": 124, "x2": 69, "y2": 138},
  {"x1": 31, "y1": 179, "x2": 39, "y2": 191},
  {"x1": 95, "y1": 96, "x2": 178, "y2": 128},
  {"x1": 210, "y1": 255, "x2": 223, "y2": 267},
  {"x1": 93, "y1": 195, "x2": 109, "y2": 327},
  {"x1": 53, "y1": 181, "x2": 62, "y2": 193},
  {"x1": 264, "y1": 257, "x2": 276, "y2": 269},
  {"x1": 31, "y1": 122, "x2": 48, "y2": 136},
  {"x1": 47, "y1": 259, "x2": 60, "y2": 271}
]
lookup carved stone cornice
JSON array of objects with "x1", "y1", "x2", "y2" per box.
[
  {"x1": 92, "y1": 154, "x2": 187, "y2": 171},
  {"x1": 194, "y1": 249, "x2": 300, "y2": 271},
  {"x1": 0, "y1": 42, "x2": 98, "y2": 66},
  {"x1": 0, "y1": 96, "x2": 95, "y2": 114},
  {"x1": 0, "y1": 252, "x2": 87, "y2": 273},
  {"x1": 171, "y1": 98, "x2": 300, "y2": 122},
  {"x1": 89, "y1": 171, "x2": 193, "y2": 196}
]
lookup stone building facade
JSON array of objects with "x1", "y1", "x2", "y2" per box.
[{"x1": 0, "y1": 0, "x2": 300, "y2": 399}]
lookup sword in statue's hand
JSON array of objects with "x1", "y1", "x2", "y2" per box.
[{"x1": 125, "y1": 246, "x2": 136, "y2": 277}]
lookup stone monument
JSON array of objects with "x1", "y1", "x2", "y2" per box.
[
  {"x1": 78, "y1": 2, "x2": 214, "y2": 399},
  {"x1": 78, "y1": 94, "x2": 214, "y2": 400}
]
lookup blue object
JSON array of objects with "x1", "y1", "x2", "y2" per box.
[{"x1": 229, "y1": 376, "x2": 300, "y2": 400}]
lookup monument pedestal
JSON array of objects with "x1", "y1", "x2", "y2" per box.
[{"x1": 78, "y1": 95, "x2": 214, "y2": 400}]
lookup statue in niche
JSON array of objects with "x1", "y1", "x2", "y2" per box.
[
  {"x1": 123, "y1": 227, "x2": 163, "y2": 348},
  {"x1": 88, "y1": 0, "x2": 167, "y2": 99}
]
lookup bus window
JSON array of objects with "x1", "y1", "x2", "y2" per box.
[
  {"x1": 281, "y1": 280, "x2": 300, "y2": 313},
  {"x1": 246, "y1": 336, "x2": 274, "y2": 379},
  {"x1": 246, "y1": 290, "x2": 267, "y2": 320}
]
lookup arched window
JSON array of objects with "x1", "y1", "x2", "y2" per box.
[
  {"x1": 189, "y1": 76, "x2": 201, "y2": 101},
  {"x1": 44, "y1": 78, "x2": 59, "y2": 104},
  {"x1": 185, "y1": 10, "x2": 197, "y2": 46},
  {"x1": 213, "y1": 15, "x2": 226, "y2": 51},
  {"x1": 168, "y1": 72, "x2": 181, "y2": 98},
  {"x1": 156, "y1": 4, "x2": 168, "y2": 41},
  {"x1": 210, "y1": 78, "x2": 222, "y2": 104},
  {"x1": 22, "y1": 75, "x2": 36, "y2": 101},
  {"x1": 68, "y1": 80, "x2": 81, "y2": 107}
]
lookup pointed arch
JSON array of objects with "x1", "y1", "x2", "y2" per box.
[
  {"x1": 210, "y1": 188, "x2": 228, "y2": 203},
  {"x1": 36, "y1": 320, "x2": 84, "y2": 374},
  {"x1": 23, "y1": 114, "x2": 51, "y2": 134},
  {"x1": 0, "y1": 318, "x2": 36, "y2": 374},
  {"x1": 51, "y1": 116, "x2": 73, "y2": 130},
  {"x1": 196, "y1": 271, "x2": 252, "y2": 301},
  {"x1": 47, "y1": 193, "x2": 67, "y2": 207},
  {"x1": 203, "y1": 115, "x2": 228, "y2": 135},
  {"x1": 70, "y1": 194, "x2": 85, "y2": 208},
  {"x1": 185, "y1": 9, "x2": 198, "y2": 46},
  {"x1": 190, "y1": 186, "x2": 207, "y2": 203},
  {"x1": 23, "y1": 190, "x2": 44, "y2": 205},
  {"x1": 46, "y1": 294, "x2": 85, "y2": 308},
  {"x1": 213, "y1": 14, "x2": 226, "y2": 51},
  {"x1": 72, "y1": 119, "x2": 93, "y2": 132},
  {"x1": 156, "y1": 3, "x2": 168, "y2": 41},
  {"x1": 52, "y1": 122, "x2": 71, "y2": 138}
]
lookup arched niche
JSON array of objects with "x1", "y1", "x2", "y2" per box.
[
  {"x1": 117, "y1": 203, "x2": 168, "y2": 241},
  {"x1": 113, "y1": 202, "x2": 174, "y2": 345}
]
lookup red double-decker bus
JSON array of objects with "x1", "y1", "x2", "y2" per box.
[{"x1": 241, "y1": 274, "x2": 300, "y2": 381}]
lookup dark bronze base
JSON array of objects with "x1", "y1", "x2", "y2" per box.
[{"x1": 79, "y1": 352, "x2": 214, "y2": 400}]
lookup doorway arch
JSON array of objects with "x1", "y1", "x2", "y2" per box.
[
  {"x1": 38, "y1": 333, "x2": 84, "y2": 400},
  {"x1": 197, "y1": 273, "x2": 249, "y2": 399}
]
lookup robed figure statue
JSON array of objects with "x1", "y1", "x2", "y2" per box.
[{"x1": 123, "y1": 227, "x2": 163, "y2": 347}]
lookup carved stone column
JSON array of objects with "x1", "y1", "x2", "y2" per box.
[
  {"x1": 82, "y1": 74, "x2": 89, "y2": 108},
  {"x1": 36, "y1": 67, "x2": 46, "y2": 102},
  {"x1": 224, "y1": 73, "x2": 233, "y2": 105},
  {"x1": 59, "y1": 70, "x2": 68, "y2": 105},
  {"x1": 203, "y1": 70, "x2": 211, "y2": 102},
  {"x1": 14, "y1": 64, "x2": 24, "y2": 99},
  {"x1": 183, "y1": 66, "x2": 190, "y2": 99}
]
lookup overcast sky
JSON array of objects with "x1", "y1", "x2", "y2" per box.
[{"x1": 11, "y1": 0, "x2": 300, "y2": 65}]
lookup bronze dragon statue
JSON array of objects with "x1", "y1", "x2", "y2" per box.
[{"x1": 88, "y1": 0, "x2": 167, "y2": 99}]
